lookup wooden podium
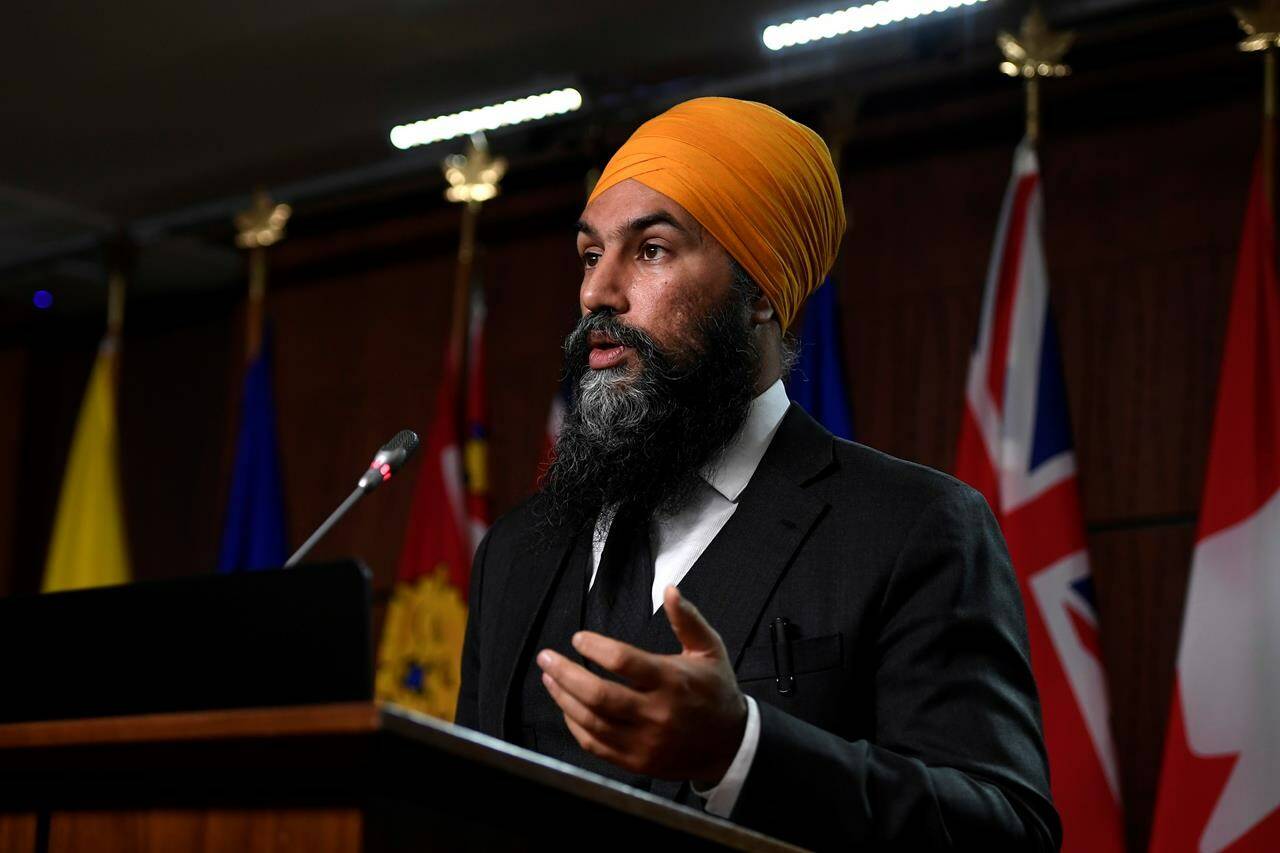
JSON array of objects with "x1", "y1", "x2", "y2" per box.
[{"x1": 0, "y1": 702, "x2": 798, "y2": 853}]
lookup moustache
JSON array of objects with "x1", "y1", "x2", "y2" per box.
[{"x1": 563, "y1": 311, "x2": 664, "y2": 373}]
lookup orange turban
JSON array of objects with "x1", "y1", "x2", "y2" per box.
[{"x1": 587, "y1": 97, "x2": 845, "y2": 329}]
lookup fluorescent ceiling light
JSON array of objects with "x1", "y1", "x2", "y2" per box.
[
  {"x1": 390, "y1": 88, "x2": 583, "y2": 151},
  {"x1": 762, "y1": 0, "x2": 989, "y2": 52}
]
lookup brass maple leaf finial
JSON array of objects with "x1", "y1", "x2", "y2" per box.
[
  {"x1": 998, "y1": 7, "x2": 1075, "y2": 79},
  {"x1": 1235, "y1": 1, "x2": 1280, "y2": 51},
  {"x1": 442, "y1": 133, "x2": 508, "y2": 205},
  {"x1": 234, "y1": 190, "x2": 292, "y2": 249}
]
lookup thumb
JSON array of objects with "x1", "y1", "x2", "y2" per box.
[{"x1": 664, "y1": 586, "x2": 726, "y2": 658}]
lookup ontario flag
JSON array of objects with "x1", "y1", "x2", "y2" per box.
[
  {"x1": 954, "y1": 140, "x2": 1125, "y2": 852},
  {"x1": 376, "y1": 286, "x2": 489, "y2": 721},
  {"x1": 1147, "y1": 155, "x2": 1280, "y2": 852}
]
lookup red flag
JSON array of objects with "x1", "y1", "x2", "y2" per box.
[
  {"x1": 463, "y1": 292, "x2": 490, "y2": 550},
  {"x1": 534, "y1": 377, "x2": 571, "y2": 490},
  {"x1": 954, "y1": 142, "x2": 1126, "y2": 852},
  {"x1": 376, "y1": 289, "x2": 489, "y2": 721},
  {"x1": 1148, "y1": 156, "x2": 1280, "y2": 852}
]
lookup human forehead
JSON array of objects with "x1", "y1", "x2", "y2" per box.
[{"x1": 576, "y1": 179, "x2": 707, "y2": 243}]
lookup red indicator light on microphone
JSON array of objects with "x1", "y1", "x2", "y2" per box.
[{"x1": 380, "y1": 463, "x2": 392, "y2": 481}]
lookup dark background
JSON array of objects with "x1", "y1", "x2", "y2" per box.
[{"x1": 0, "y1": 1, "x2": 1262, "y2": 848}]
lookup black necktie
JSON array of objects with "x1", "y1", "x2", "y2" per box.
[{"x1": 583, "y1": 506, "x2": 653, "y2": 651}]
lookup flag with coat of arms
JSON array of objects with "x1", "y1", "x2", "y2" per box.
[{"x1": 376, "y1": 287, "x2": 489, "y2": 721}]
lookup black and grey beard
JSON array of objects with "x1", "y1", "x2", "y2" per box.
[{"x1": 536, "y1": 289, "x2": 759, "y2": 540}]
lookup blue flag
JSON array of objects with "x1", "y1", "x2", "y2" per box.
[
  {"x1": 217, "y1": 333, "x2": 287, "y2": 572},
  {"x1": 787, "y1": 279, "x2": 854, "y2": 440}
]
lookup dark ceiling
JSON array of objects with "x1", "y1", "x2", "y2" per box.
[
  {"x1": 0, "y1": 0, "x2": 1246, "y2": 324},
  {"x1": 3, "y1": 1, "x2": 807, "y2": 219}
]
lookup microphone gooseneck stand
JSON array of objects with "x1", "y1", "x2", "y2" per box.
[
  {"x1": 285, "y1": 488, "x2": 364, "y2": 568},
  {"x1": 283, "y1": 428, "x2": 420, "y2": 569}
]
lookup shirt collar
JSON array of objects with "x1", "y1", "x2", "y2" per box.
[{"x1": 702, "y1": 379, "x2": 790, "y2": 503}]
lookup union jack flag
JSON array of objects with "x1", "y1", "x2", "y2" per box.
[{"x1": 954, "y1": 141, "x2": 1126, "y2": 852}]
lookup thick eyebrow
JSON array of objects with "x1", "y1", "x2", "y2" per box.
[
  {"x1": 574, "y1": 211, "x2": 694, "y2": 243},
  {"x1": 619, "y1": 211, "x2": 691, "y2": 239}
]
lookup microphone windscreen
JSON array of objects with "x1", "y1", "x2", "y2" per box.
[{"x1": 383, "y1": 429, "x2": 420, "y2": 464}]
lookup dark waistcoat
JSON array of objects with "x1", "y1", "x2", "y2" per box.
[{"x1": 509, "y1": 531, "x2": 684, "y2": 791}]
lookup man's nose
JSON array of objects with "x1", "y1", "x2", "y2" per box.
[{"x1": 580, "y1": 252, "x2": 629, "y2": 316}]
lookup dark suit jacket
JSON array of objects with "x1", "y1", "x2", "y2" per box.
[{"x1": 456, "y1": 404, "x2": 1062, "y2": 851}]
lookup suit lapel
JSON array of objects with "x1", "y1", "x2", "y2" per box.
[
  {"x1": 675, "y1": 404, "x2": 834, "y2": 670},
  {"x1": 646, "y1": 407, "x2": 832, "y2": 805},
  {"x1": 490, "y1": 520, "x2": 579, "y2": 737}
]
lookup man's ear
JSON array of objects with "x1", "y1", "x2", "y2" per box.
[{"x1": 750, "y1": 289, "x2": 776, "y2": 326}]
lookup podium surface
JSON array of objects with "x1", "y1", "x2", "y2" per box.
[{"x1": 0, "y1": 702, "x2": 799, "y2": 852}]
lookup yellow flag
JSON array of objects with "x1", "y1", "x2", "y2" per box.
[{"x1": 42, "y1": 341, "x2": 131, "y2": 592}]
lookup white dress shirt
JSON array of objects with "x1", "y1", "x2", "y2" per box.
[{"x1": 587, "y1": 378, "x2": 790, "y2": 817}]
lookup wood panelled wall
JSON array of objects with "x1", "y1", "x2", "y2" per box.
[
  {"x1": 842, "y1": 94, "x2": 1255, "y2": 850},
  {"x1": 0, "y1": 85, "x2": 1259, "y2": 849}
]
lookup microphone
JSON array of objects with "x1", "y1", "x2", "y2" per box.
[
  {"x1": 284, "y1": 429, "x2": 420, "y2": 568},
  {"x1": 357, "y1": 429, "x2": 421, "y2": 493}
]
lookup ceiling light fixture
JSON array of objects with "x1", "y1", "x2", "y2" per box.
[
  {"x1": 762, "y1": 0, "x2": 990, "y2": 52},
  {"x1": 390, "y1": 88, "x2": 583, "y2": 151}
]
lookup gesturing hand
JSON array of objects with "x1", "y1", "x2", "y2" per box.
[{"x1": 536, "y1": 585, "x2": 747, "y2": 785}]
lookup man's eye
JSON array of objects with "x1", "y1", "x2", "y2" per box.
[
  {"x1": 583, "y1": 251, "x2": 601, "y2": 268},
  {"x1": 641, "y1": 244, "x2": 667, "y2": 261}
]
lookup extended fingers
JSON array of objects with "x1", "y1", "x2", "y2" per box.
[
  {"x1": 541, "y1": 672, "x2": 630, "y2": 750},
  {"x1": 537, "y1": 649, "x2": 642, "y2": 719},
  {"x1": 561, "y1": 714, "x2": 637, "y2": 770},
  {"x1": 571, "y1": 631, "x2": 665, "y2": 688}
]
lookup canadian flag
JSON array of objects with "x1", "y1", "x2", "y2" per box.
[{"x1": 1148, "y1": 157, "x2": 1280, "y2": 851}]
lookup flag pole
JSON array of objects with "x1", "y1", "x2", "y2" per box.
[
  {"x1": 451, "y1": 199, "x2": 480, "y2": 365},
  {"x1": 822, "y1": 94, "x2": 860, "y2": 177},
  {"x1": 106, "y1": 260, "x2": 126, "y2": 346},
  {"x1": 234, "y1": 189, "x2": 292, "y2": 363},
  {"x1": 998, "y1": 4, "x2": 1074, "y2": 149},
  {"x1": 1268, "y1": 49, "x2": 1276, "y2": 211},
  {"x1": 1026, "y1": 76, "x2": 1039, "y2": 146},
  {"x1": 104, "y1": 234, "x2": 135, "y2": 343},
  {"x1": 441, "y1": 133, "x2": 506, "y2": 448},
  {"x1": 103, "y1": 236, "x2": 134, "y2": 387},
  {"x1": 1235, "y1": 3, "x2": 1280, "y2": 208},
  {"x1": 442, "y1": 133, "x2": 505, "y2": 351},
  {"x1": 247, "y1": 248, "x2": 267, "y2": 359}
]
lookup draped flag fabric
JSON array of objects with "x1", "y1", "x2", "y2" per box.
[
  {"x1": 42, "y1": 341, "x2": 131, "y2": 592},
  {"x1": 1148, "y1": 157, "x2": 1280, "y2": 853},
  {"x1": 535, "y1": 374, "x2": 573, "y2": 488},
  {"x1": 376, "y1": 289, "x2": 489, "y2": 720},
  {"x1": 953, "y1": 141, "x2": 1125, "y2": 852},
  {"x1": 787, "y1": 278, "x2": 854, "y2": 440},
  {"x1": 217, "y1": 334, "x2": 288, "y2": 572}
]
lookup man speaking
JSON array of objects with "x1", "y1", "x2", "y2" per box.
[{"x1": 456, "y1": 97, "x2": 1061, "y2": 850}]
